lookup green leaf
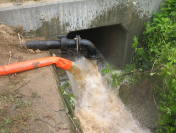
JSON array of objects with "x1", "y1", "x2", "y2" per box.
[
  {"x1": 6, "y1": 118, "x2": 12, "y2": 124},
  {"x1": 73, "y1": 117, "x2": 76, "y2": 120},
  {"x1": 139, "y1": 69, "x2": 143, "y2": 72},
  {"x1": 106, "y1": 69, "x2": 109, "y2": 74},
  {"x1": 150, "y1": 73, "x2": 155, "y2": 76},
  {"x1": 171, "y1": 127, "x2": 175, "y2": 132},
  {"x1": 107, "y1": 63, "x2": 110, "y2": 68},
  {"x1": 166, "y1": 108, "x2": 171, "y2": 116}
]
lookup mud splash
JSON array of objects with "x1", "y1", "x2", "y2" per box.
[{"x1": 68, "y1": 57, "x2": 150, "y2": 133}]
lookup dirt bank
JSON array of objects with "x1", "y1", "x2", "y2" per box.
[{"x1": 0, "y1": 24, "x2": 71, "y2": 133}]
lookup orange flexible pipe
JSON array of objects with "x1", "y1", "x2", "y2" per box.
[{"x1": 0, "y1": 57, "x2": 72, "y2": 76}]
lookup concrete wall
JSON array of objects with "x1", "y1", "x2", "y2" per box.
[{"x1": 0, "y1": 0, "x2": 164, "y2": 66}]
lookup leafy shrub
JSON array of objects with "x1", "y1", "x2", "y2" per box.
[{"x1": 132, "y1": 0, "x2": 176, "y2": 132}]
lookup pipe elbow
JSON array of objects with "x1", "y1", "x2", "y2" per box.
[
  {"x1": 80, "y1": 39, "x2": 99, "y2": 59},
  {"x1": 80, "y1": 39, "x2": 94, "y2": 47}
]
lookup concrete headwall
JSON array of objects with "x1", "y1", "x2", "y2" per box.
[{"x1": 0, "y1": 0, "x2": 164, "y2": 66}]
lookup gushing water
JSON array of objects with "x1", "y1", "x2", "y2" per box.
[{"x1": 67, "y1": 57, "x2": 150, "y2": 133}]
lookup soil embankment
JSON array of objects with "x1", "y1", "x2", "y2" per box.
[{"x1": 0, "y1": 24, "x2": 71, "y2": 133}]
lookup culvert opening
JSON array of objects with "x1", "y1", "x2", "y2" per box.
[{"x1": 67, "y1": 24, "x2": 127, "y2": 67}]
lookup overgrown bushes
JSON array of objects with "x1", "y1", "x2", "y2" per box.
[{"x1": 132, "y1": 0, "x2": 176, "y2": 132}]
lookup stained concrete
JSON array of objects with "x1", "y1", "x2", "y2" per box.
[{"x1": 0, "y1": 0, "x2": 164, "y2": 66}]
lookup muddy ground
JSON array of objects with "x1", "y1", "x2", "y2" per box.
[{"x1": 0, "y1": 24, "x2": 72, "y2": 133}]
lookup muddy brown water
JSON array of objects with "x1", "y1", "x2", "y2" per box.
[{"x1": 67, "y1": 57, "x2": 150, "y2": 133}]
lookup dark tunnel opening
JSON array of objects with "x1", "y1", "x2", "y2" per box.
[{"x1": 67, "y1": 24, "x2": 127, "y2": 67}]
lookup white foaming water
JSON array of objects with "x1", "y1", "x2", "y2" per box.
[{"x1": 67, "y1": 57, "x2": 150, "y2": 133}]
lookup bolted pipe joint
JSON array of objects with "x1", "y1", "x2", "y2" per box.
[{"x1": 58, "y1": 35, "x2": 99, "y2": 59}]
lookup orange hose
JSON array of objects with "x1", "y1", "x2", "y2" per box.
[{"x1": 0, "y1": 57, "x2": 72, "y2": 76}]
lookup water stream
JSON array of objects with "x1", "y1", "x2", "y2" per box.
[{"x1": 67, "y1": 57, "x2": 150, "y2": 133}]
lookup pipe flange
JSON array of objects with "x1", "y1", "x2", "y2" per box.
[
  {"x1": 74, "y1": 35, "x2": 81, "y2": 53},
  {"x1": 57, "y1": 35, "x2": 68, "y2": 50}
]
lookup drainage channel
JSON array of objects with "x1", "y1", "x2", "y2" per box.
[{"x1": 49, "y1": 49, "x2": 83, "y2": 133}]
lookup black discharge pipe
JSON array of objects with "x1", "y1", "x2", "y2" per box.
[
  {"x1": 24, "y1": 35, "x2": 99, "y2": 59},
  {"x1": 25, "y1": 40, "x2": 61, "y2": 50}
]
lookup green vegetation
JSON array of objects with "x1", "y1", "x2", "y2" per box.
[
  {"x1": 102, "y1": 0, "x2": 176, "y2": 132},
  {"x1": 59, "y1": 81, "x2": 83, "y2": 133},
  {"x1": 60, "y1": 81, "x2": 76, "y2": 109},
  {"x1": 101, "y1": 63, "x2": 140, "y2": 87},
  {"x1": 133, "y1": 0, "x2": 176, "y2": 132}
]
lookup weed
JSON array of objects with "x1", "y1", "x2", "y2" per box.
[
  {"x1": 60, "y1": 81, "x2": 76, "y2": 108},
  {"x1": 101, "y1": 63, "x2": 140, "y2": 87},
  {"x1": 31, "y1": 92, "x2": 37, "y2": 98},
  {"x1": 24, "y1": 100, "x2": 31, "y2": 107},
  {"x1": 131, "y1": 0, "x2": 176, "y2": 132},
  {"x1": 15, "y1": 99, "x2": 22, "y2": 107},
  {"x1": 8, "y1": 81, "x2": 20, "y2": 86},
  {"x1": 6, "y1": 118, "x2": 13, "y2": 124}
]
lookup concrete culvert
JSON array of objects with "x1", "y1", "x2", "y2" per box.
[{"x1": 67, "y1": 24, "x2": 126, "y2": 67}]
